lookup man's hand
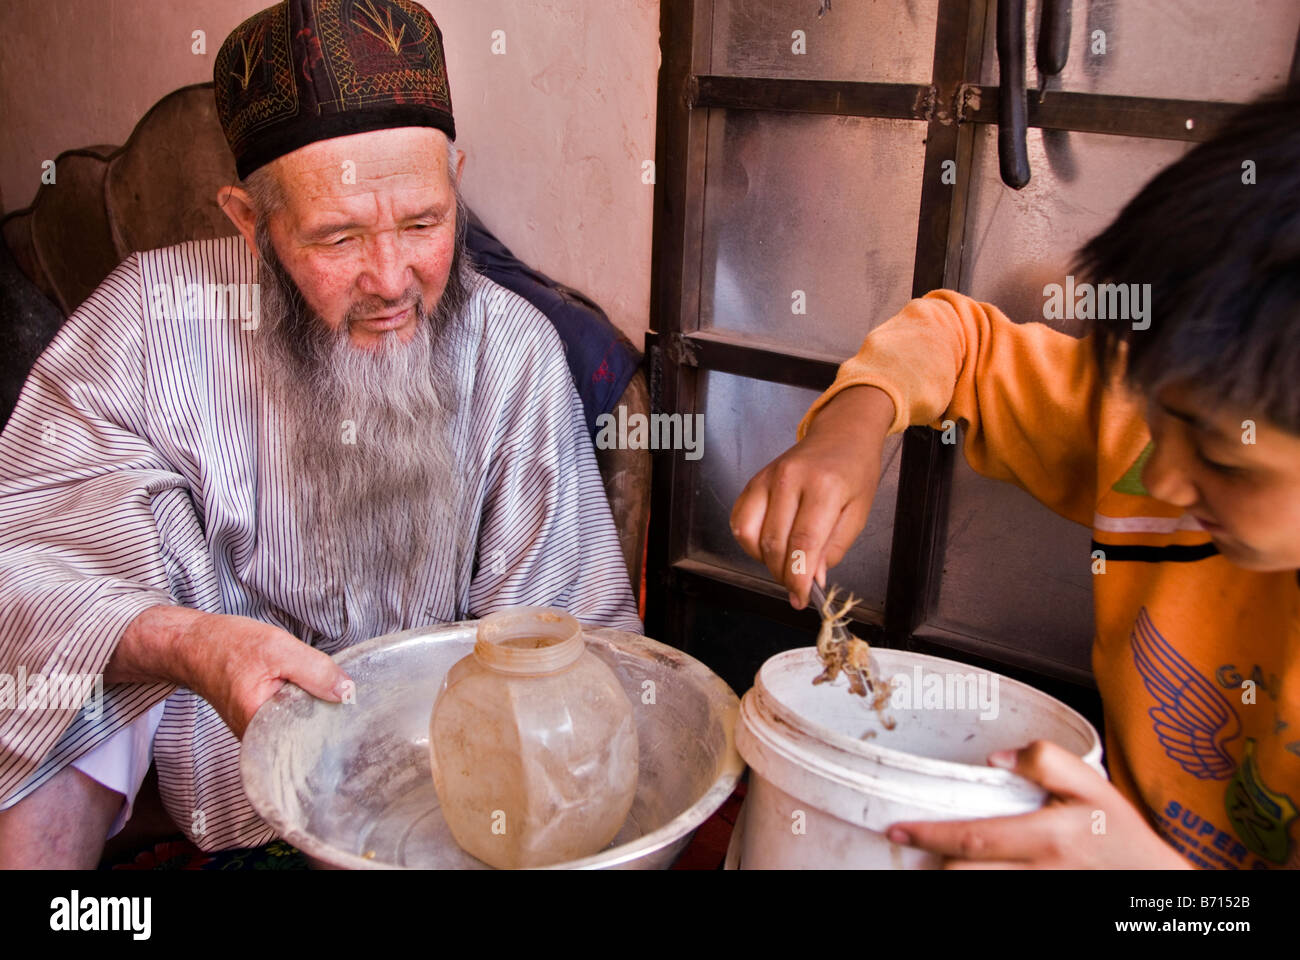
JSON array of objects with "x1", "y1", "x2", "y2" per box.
[
  {"x1": 730, "y1": 384, "x2": 895, "y2": 609},
  {"x1": 109, "y1": 605, "x2": 353, "y2": 740},
  {"x1": 886, "y1": 740, "x2": 1192, "y2": 869}
]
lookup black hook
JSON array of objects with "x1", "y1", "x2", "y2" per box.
[
  {"x1": 997, "y1": 0, "x2": 1031, "y2": 188},
  {"x1": 1036, "y1": 0, "x2": 1073, "y2": 101},
  {"x1": 997, "y1": 0, "x2": 1073, "y2": 189}
]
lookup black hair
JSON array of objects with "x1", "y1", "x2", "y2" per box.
[{"x1": 1076, "y1": 90, "x2": 1300, "y2": 432}]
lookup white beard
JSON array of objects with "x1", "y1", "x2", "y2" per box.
[{"x1": 253, "y1": 222, "x2": 475, "y2": 632}]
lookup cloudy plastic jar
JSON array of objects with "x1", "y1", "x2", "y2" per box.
[{"x1": 428, "y1": 606, "x2": 639, "y2": 868}]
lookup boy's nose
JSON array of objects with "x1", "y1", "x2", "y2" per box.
[{"x1": 1140, "y1": 440, "x2": 1199, "y2": 508}]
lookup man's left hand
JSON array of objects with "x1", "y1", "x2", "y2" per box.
[{"x1": 886, "y1": 740, "x2": 1192, "y2": 869}]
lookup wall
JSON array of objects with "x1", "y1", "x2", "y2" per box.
[{"x1": 0, "y1": 0, "x2": 660, "y2": 344}]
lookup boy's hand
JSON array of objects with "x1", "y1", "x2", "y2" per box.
[
  {"x1": 886, "y1": 740, "x2": 1192, "y2": 869},
  {"x1": 731, "y1": 385, "x2": 896, "y2": 609}
]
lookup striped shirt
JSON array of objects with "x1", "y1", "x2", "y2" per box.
[{"x1": 0, "y1": 235, "x2": 641, "y2": 849}]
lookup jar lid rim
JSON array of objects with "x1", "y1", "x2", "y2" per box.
[{"x1": 473, "y1": 607, "x2": 584, "y2": 674}]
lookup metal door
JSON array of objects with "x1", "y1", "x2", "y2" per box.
[{"x1": 646, "y1": 0, "x2": 1300, "y2": 724}]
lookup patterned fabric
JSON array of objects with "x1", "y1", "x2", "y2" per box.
[
  {"x1": 0, "y1": 237, "x2": 65, "y2": 433},
  {"x1": 214, "y1": 0, "x2": 456, "y2": 179},
  {"x1": 0, "y1": 235, "x2": 641, "y2": 851},
  {"x1": 107, "y1": 838, "x2": 307, "y2": 871},
  {"x1": 466, "y1": 209, "x2": 641, "y2": 439}
]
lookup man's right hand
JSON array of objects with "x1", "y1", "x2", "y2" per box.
[
  {"x1": 730, "y1": 384, "x2": 896, "y2": 610},
  {"x1": 110, "y1": 606, "x2": 352, "y2": 740}
]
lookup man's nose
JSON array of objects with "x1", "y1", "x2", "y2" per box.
[
  {"x1": 1141, "y1": 439, "x2": 1199, "y2": 508},
  {"x1": 356, "y1": 233, "x2": 412, "y2": 303}
]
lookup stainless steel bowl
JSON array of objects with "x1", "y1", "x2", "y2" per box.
[{"x1": 240, "y1": 621, "x2": 744, "y2": 869}]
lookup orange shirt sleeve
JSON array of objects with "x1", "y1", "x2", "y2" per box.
[{"x1": 796, "y1": 289, "x2": 1103, "y2": 528}]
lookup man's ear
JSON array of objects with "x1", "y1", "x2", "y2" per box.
[
  {"x1": 454, "y1": 148, "x2": 466, "y2": 186},
  {"x1": 217, "y1": 185, "x2": 259, "y2": 259}
]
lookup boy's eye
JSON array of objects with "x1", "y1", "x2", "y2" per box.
[{"x1": 1196, "y1": 448, "x2": 1242, "y2": 476}]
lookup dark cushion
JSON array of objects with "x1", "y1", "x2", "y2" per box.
[
  {"x1": 465, "y1": 208, "x2": 641, "y2": 438},
  {"x1": 0, "y1": 235, "x2": 66, "y2": 432}
]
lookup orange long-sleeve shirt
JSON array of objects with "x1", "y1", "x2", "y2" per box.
[{"x1": 798, "y1": 290, "x2": 1299, "y2": 870}]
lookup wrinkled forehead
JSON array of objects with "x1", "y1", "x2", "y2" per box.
[{"x1": 272, "y1": 126, "x2": 454, "y2": 209}]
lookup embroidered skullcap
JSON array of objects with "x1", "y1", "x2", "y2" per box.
[{"x1": 215, "y1": 0, "x2": 455, "y2": 179}]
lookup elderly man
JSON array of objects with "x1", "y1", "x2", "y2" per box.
[{"x1": 0, "y1": 0, "x2": 639, "y2": 867}]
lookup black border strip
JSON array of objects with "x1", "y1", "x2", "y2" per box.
[{"x1": 1090, "y1": 539, "x2": 1219, "y2": 564}]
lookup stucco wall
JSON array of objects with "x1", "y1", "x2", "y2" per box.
[{"x1": 0, "y1": 0, "x2": 659, "y2": 343}]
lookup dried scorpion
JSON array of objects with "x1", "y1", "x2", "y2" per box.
[{"x1": 812, "y1": 586, "x2": 895, "y2": 727}]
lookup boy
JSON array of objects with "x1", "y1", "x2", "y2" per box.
[{"x1": 731, "y1": 92, "x2": 1300, "y2": 869}]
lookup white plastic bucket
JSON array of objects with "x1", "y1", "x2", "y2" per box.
[{"x1": 730, "y1": 646, "x2": 1105, "y2": 869}]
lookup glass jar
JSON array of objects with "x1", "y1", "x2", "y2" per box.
[{"x1": 428, "y1": 606, "x2": 639, "y2": 868}]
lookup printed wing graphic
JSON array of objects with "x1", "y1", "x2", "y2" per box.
[{"x1": 1129, "y1": 607, "x2": 1239, "y2": 779}]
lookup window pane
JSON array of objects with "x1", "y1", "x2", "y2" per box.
[
  {"x1": 709, "y1": 0, "x2": 940, "y2": 84},
  {"x1": 957, "y1": 125, "x2": 1191, "y2": 331},
  {"x1": 931, "y1": 127, "x2": 1194, "y2": 676},
  {"x1": 699, "y1": 110, "x2": 926, "y2": 359},
  {"x1": 688, "y1": 369, "x2": 901, "y2": 616},
  {"x1": 932, "y1": 447, "x2": 1096, "y2": 676},
  {"x1": 977, "y1": 0, "x2": 1300, "y2": 103}
]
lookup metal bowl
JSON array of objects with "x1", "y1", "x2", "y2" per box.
[{"x1": 240, "y1": 621, "x2": 744, "y2": 869}]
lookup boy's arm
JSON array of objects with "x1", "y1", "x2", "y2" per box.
[
  {"x1": 733, "y1": 289, "x2": 1106, "y2": 606},
  {"x1": 798, "y1": 289, "x2": 1103, "y2": 528}
]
